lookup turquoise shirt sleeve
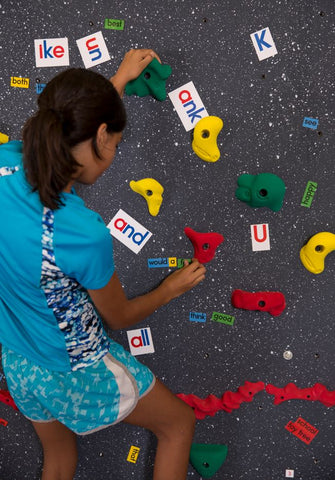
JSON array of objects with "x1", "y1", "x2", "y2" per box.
[{"x1": 53, "y1": 195, "x2": 115, "y2": 290}]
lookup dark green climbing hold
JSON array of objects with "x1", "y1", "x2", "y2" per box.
[
  {"x1": 125, "y1": 57, "x2": 172, "y2": 101},
  {"x1": 235, "y1": 172, "x2": 286, "y2": 212},
  {"x1": 190, "y1": 443, "x2": 228, "y2": 478}
]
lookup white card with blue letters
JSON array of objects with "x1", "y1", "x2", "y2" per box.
[
  {"x1": 107, "y1": 209, "x2": 152, "y2": 254},
  {"x1": 250, "y1": 27, "x2": 278, "y2": 61},
  {"x1": 168, "y1": 81, "x2": 208, "y2": 131}
]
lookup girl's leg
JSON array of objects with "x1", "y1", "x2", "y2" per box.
[
  {"x1": 123, "y1": 379, "x2": 196, "y2": 480},
  {"x1": 31, "y1": 420, "x2": 78, "y2": 480}
]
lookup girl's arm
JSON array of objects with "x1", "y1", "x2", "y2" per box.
[
  {"x1": 110, "y1": 48, "x2": 161, "y2": 97},
  {"x1": 88, "y1": 260, "x2": 206, "y2": 330}
]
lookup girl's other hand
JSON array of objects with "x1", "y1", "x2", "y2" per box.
[
  {"x1": 160, "y1": 259, "x2": 206, "y2": 302},
  {"x1": 110, "y1": 49, "x2": 161, "y2": 96}
]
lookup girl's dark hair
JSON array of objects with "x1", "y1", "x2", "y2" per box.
[{"x1": 23, "y1": 68, "x2": 127, "y2": 210}]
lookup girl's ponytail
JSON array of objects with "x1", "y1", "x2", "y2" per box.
[
  {"x1": 23, "y1": 108, "x2": 80, "y2": 210},
  {"x1": 22, "y1": 68, "x2": 126, "y2": 210}
]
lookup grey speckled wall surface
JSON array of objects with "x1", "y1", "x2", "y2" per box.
[{"x1": 0, "y1": 1, "x2": 334, "y2": 479}]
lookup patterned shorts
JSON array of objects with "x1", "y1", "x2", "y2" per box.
[{"x1": 1, "y1": 342, "x2": 155, "y2": 435}]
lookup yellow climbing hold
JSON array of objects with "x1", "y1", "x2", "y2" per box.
[
  {"x1": 192, "y1": 116, "x2": 223, "y2": 162},
  {"x1": 129, "y1": 178, "x2": 164, "y2": 216},
  {"x1": 0, "y1": 132, "x2": 9, "y2": 144},
  {"x1": 300, "y1": 231, "x2": 335, "y2": 274}
]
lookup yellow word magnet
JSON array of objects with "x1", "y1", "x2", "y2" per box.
[
  {"x1": 11, "y1": 77, "x2": 30, "y2": 88},
  {"x1": 127, "y1": 445, "x2": 140, "y2": 463}
]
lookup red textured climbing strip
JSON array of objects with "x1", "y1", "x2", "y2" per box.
[
  {"x1": 178, "y1": 382, "x2": 335, "y2": 419},
  {"x1": 177, "y1": 381, "x2": 265, "y2": 419},
  {"x1": 266, "y1": 383, "x2": 335, "y2": 407},
  {"x1": 0, "y1": 389, "x2": 19, "y2": 411}
]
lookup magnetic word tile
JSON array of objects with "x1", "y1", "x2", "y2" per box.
[
  {"x1": 189, "y1": 312, "x2": 206, "y2": 322},
  {"x1": 285, "y1": 417, "x2": 319, "y2": 445},
  {"x1": 285, "y1": 470, "x2": 294, "y2": 478},
  {"x1": 250, "y1": 27, "x2": 278, "y2": 61},
  {"x1": 251, "y1": 223, "x2": 270, "y2": 251},
  {"x1": 302, "y1": 117, "x2": 319, "y2": 130},
  {"x1": 301, "y1": 181, "x2": 317, "y2": 208},
  {"x1": 36, "y1": 83, "x2": 46, "y2": 94},
  {"x1": 127, "y1": 327, "x2": 154, "y2": 356},
  {"x1": 104, "y1": 18, "x2": 125, "y2": 30},
  {"x1": 0, "y1": 418, "x2": 8, "y2": 427},
  {"x1": 10, "y1": 77, "x2": 29, "y2": 88},
  {"x1": 211, "y1": 312, "x2": 235, "y2": 325},
  {"x1": 127, "y1": 445, "x2": 140, "y2": 463},
  {"x1": 147, "y1": 257, "x2": 191, "y2": 268}
]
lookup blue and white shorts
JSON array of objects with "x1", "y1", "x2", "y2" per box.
[{"x1": 1, "y1": 342, "x2": 155, "y2": 435}]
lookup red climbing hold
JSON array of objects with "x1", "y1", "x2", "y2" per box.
[
  {"x1": 266, "y1": 383, "x2": 335, "y2": 407},
  {"x1": 184, "y1": 227, "x2": 224, "y2": 263},
  {"x1": 0, "y1": 390, "x2": 19, "y2": 411},
  {"x1": 177, "y1": 381, "x2": 265, "y2": 419},
  {"x1": 231, "y1": 289, "x2": 286, "y2": 316}
]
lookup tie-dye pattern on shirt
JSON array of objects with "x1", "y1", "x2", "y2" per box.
[
  {"x1": 40, "y1": 207, "x2": 110, "y2": 370},
  {"x1": 0, "y1": 165, "x2": 20, "y2": 176}
]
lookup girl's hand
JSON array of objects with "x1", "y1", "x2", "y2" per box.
[
  {"x1": 110, "y1": 49, "x2": 161, "y2": 96},
  {"x1": 160, "y1": 259, "x2": 206, "y2": 302}
]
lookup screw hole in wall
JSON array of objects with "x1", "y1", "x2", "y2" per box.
[{"x1": 318, "y1": 131, "x2": 323, "y2": 136}]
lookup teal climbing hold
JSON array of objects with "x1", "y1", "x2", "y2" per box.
[
  {"x1": 190, "y1": 443, "x2": 228, "y2": 478},
  {"x1": 125, "y1": 57, "x2": 172, "y2": 101},
  {"x1": 235, "y1": 172, "x2": 286, "y2": 212}
]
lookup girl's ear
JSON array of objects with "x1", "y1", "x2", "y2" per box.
[{"x1": 96, "y1": 123, "x2": 108, "y2": 147}]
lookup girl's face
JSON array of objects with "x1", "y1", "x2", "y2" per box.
[{"x1": 71, "y1": 128, "x2": 123, "y2": 186}]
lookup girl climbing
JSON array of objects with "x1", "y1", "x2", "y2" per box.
[{"x1": 0, "y1": 49, "x2": 206, "y2": 480}]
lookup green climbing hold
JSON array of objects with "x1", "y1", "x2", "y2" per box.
[
  {"x1": 190, "y1": 443, "x2": 228, "y2": 478},
  {"x1": 125, "y1": 57, "x2": 172, "y2": 101},
  {"x1": 235, "y1": 172, "x2": 286, "y2": 212}
]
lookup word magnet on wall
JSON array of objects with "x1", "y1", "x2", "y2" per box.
[
  {"x1": 251, "y1": 224, "x2": 270, "y2": 251},
  {"x1": 76, "y1": 31, "x2": 110, "y2": 68},
  {"x1": 250, "y1": 27, "x2": 278, "y2": 61},
  {"x1": 127, "y1": 327, "x2": 154, "y2": 355},
  {"x1": 168, "y1": 81, "x2": 208, "y2": 131},
  {"x1": 34, "y1": 38, "x2": 70, "y2": 67},
  {"x1": 107, "y1": 209, "x2": 152, "y2": 254}
]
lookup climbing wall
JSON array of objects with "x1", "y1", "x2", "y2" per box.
[{"x1": 0, "y1": 1, "x2": 334, "y2": 479}]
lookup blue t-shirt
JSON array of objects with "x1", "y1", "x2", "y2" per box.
[{"x1": 0, "y1": 141, "x2": 115, "y2": 372}]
